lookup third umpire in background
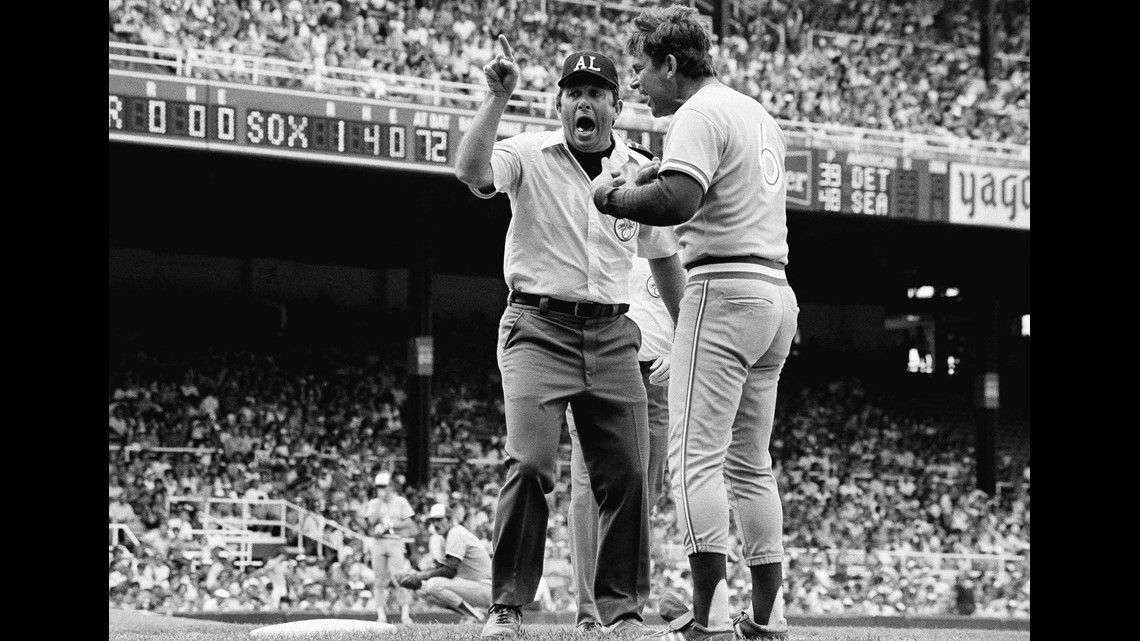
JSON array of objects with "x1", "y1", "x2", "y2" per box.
[{"x1": 591, "y1": 5, "x2": 799, "y2": 641}]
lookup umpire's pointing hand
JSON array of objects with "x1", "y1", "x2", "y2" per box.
[{"x1": 483, "y1": 35, "x2": 519, "y2": 98}]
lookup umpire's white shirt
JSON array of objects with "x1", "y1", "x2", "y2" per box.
[
  {"x1": 470, "y1": 128, "x2": 678, "y2": 305},
  {"x1": 626, "y1": 255, "x2": 673, "y2": 361}
]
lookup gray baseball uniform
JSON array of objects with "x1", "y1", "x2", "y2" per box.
[
  {"x1": 660, "y1": 82, "x2": 798, "y2": 629},
  {"x1": 418, "y1": 523, "x2": 493, "y2": 612},
  {"x1": 365, "y1": 487, "x2": 415, "y2": 618}
]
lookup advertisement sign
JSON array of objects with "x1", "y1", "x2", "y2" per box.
[{"x1": 948, "y1": 163, "x2": 1030, "y2": 230}]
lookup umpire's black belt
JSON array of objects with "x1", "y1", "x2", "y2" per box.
[{"x1": 508, "y1": 291, "x2": 629, "y2": 318}]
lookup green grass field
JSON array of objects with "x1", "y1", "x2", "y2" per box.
[{"x1": 109, "y1": 609, "x2": 1030, "y2": 641}]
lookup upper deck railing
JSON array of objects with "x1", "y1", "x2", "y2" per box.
[{"x1": 109, "y1": 41, "x2": 1029, "y2": 166}]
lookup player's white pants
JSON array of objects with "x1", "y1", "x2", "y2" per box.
[
  {"x1": 668, "y1": 274, "x2": 798, "y2": 564},
  {"x1": 370, "y1": 537, "x2": 413, "y2": 613}
]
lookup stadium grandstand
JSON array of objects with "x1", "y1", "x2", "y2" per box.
[
  {"x1": 109, "y1": 0, "x2": 1029, "y2": 145},
  {"x1": 108, "y1": 0, "x2": 1029, "y2": 626}
]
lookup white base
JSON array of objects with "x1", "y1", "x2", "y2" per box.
[{"x1": 250, "y1": 619, "x2": 398, "y2": 638}]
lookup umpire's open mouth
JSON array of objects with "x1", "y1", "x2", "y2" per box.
[{"x1": 575, "y1": 115, "x2": 597, "y2": 136}]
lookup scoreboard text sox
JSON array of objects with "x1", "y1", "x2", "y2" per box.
[
  {"x1": 108, "y1": 71, "x2": 1029, "y2": 230},
  {"x1": 108, "y1": 94, "x2": 453, "y2": 166}
]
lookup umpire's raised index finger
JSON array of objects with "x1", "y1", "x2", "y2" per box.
[{"x1": 498, "y1": 35, "x2": 514, "y2": 61}]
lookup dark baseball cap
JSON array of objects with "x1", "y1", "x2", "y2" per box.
[{"x1": 558, "y1": 51, "x2": 619, "y2": 89}]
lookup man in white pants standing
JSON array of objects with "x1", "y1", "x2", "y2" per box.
[{"x1": 365, "y1": 471, "x2": 417, "y2": 624}]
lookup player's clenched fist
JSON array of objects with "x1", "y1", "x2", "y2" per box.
[{"x1": 483, "y1": 35, "x2": 519, "y2": 98}]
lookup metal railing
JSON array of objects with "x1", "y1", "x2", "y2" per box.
[
  {"x1": 109, "y1": 523, "x2": 141, "y2": 549},
  {"x1": 109, "y1": 444, "x2": 219, "y2": 461},
  {"x1": 110, "y1": 443, "x2": 474, "y2": 467},
  {"x1": 778, "y1": 117, "x2": 1029, "y2": 164},
  {"x1": 180, "y1": 46, "x2": 560, "y2": 120},
  {"x1": 656, "y1": 543, "x2": 1027, "y2": 573},
  {"x1": 166, "y1": 495, "x2": 372, "y2": 567},
  {"x1": 545, "y1": 0, "x2": 658, "y2": 13},
  {"x1": 138, "y1": 494, "x2": 1028, "y2": 580},
  {"x1": 107, "y1": 40, "x2": 183, "y2": 73},
  {"x1": 109, "y1": 41, "x2": 1029, "y2": 165},
  {"x1": 807, "y1": 29, "x2": 1031, "y2": 65}
]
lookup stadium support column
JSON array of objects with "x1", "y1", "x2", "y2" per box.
[
  {"x1": 973, "y1": 288, "x2": 999, "y2": 496},
  {"x1": 405, "y1": 227, "x2": 433, "y2": 489},
  {"x1": 691, "y1": 0, "x2": 729, "y2": 41},
  {"x1": 976, "y1": 0, "x2": 995, "y2": 82},
  {"x1": 712, "y1": 0, "x2": 730, "y2": 41}
]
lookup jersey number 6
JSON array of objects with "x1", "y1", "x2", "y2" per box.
[{"x1": 758, "y1": 122, "x2": 783, "y2": 193}]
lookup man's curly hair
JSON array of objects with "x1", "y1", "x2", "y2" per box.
[{"x1": 625, "y1": 5, "x2": 717, "y2": 79}]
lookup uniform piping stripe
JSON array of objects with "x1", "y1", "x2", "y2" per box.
[
  {"x1": 679, "y1": 280, "x2": 709, "y2": 550},
  {"x1": 688, "y1": 271, "x2": 788, "y2": 287},
  {"x1": 687, "y1": 262, "x2": 787, "y2": 280},
  {"x1": 659, "y1": 159, "x2": 710, "y2": 192}
]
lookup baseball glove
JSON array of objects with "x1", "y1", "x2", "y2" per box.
[{"x1": 394, "y1": 571, "x2": 423, "y2": 590}]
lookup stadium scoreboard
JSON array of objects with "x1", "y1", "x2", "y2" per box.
[
  {"x1": 108, "y1": 73, "x2": 471, "y2": 172},
  {"x1": 109, "y1": 71, "x2": 1029, "y2": 230}
]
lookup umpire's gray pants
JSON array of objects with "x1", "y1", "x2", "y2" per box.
[
  {"x1": 491, "y1": 303, "x2": 649, "y2": 625},
  {"x1": 568, "y1": 359, "x2": 668, "y2": 625}
]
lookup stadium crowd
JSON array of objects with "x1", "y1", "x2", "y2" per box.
[
  {"x1": 108, "y1": 317, "x2": 1030, "y2": 619},
  {"x1": 107, "y1": 0, "x2": 1030, "y2": 145}
]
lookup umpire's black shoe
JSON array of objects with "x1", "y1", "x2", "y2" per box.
[
  {"x1": 633, "y1": 611, "x2": 734, "y2": 641},
  {"x1": 731, "y1": 610, "x2": 789, "y2": 640},
  {"x1": 481, "y1": 604, "x2": 522, "y2": 639},
  {"x1": 577, "y1": 620, "x2": 604, "y2": 634}
]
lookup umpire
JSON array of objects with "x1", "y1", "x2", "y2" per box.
[{"x1": 455, "y1": 35, "x2": 685, "y2": 640}]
